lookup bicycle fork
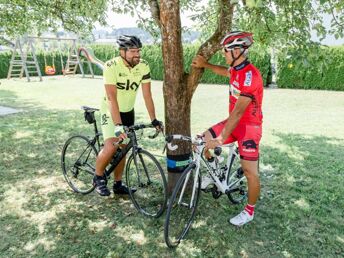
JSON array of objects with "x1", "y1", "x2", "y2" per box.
[
  {"x1": 132, "y1": 148, "x2": 151, "y2": 187},
  {"x1": 177, "y1": 157, "x2": 201, "y2": 208}
]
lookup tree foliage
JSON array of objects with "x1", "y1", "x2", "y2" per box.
[
  {"x1": 1, "y1": 0, "x2": 343, "y2": 47},
  {"x1": 112, "y1": 0, "x2": 343, "y2": 48},
  {"x1": 0, "y1": 0, "x2": 107, "y2": 37}
]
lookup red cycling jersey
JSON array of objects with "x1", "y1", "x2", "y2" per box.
[{"x1": 229, "y1": 60, "x2": 263, "y2": 124}]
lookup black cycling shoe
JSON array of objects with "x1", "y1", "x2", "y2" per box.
[
  {"x1": 113, "y1": 182, "x2": 137, "y2": 195},
  {"x1": 93, "y1": 176, "x2": 111, "y2": 196}
]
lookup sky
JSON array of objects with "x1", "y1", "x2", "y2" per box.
[{"x1": 96, "y1": 5, "x2": 344, "y2": 46}]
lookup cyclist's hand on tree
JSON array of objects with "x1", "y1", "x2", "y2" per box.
[
  {"x1": 192, "y1": 55, "x2": 207, "y2": 68},
  {"x1": 151, "y1": 119, "x2": 163, "y2": 131},
  {"x1": 114, "y1": 125, "x2": 127, "y2": 141}
]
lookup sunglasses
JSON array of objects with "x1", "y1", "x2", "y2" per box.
[{"x1": 223, "y1": 47, "x2": 235, "y2": 52}]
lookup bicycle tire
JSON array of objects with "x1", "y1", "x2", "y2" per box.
[
  {"x1": 125, "y1": 149, "x2": 167, "y2": 218},
  {"x1": 226, "y1": 148, "x2": 247, "y2": 204},
  {"x1": 61, "y1": 135, "x2": 97, "y2": 194},
  {"x1": 164, "y1": 164, "x2": 201, "y2": 248}
]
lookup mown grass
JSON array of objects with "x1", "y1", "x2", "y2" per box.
[{"x1": 0, "y1": 76, "x2": 343, "y2": 257}]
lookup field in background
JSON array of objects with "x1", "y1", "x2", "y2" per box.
[{"x1": 0, "y1": 76, "x2": 343, "y2": 257}]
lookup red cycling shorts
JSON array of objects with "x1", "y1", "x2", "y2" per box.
[{"x1": 208, "y1": 119, "x2": 262, "y2": 161}]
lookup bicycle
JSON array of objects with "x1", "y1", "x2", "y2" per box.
[
  {"x1": 164, "y1": 134, "x2": 247, "y2": 248},
  {"x1": 61, "y1": 106, "x2": 167, "y2": 218}
]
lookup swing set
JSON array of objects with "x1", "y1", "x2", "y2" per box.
[
  {"x1": 40, "y1": 36, "x2": 84, "y2": 76},
  {"x1": 7, "y1": 36, "x2": 86, "y2": 82}
]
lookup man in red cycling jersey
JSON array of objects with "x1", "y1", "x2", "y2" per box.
[{"x1": 192, "y1": 31, "x2": 263, "y2": 226}]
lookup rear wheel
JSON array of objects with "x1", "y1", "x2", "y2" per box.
[
  {"x1": 126, "y1": 149, "x2": 167, "y2": 218},
  {"x1": 226, "y1": 148, "x2": 247, "y2": 204},
  {"x1": 61, "y1": 135, "x2": 97, "y2": 194},
  {"x1": 164, "y1": 164, "x2": 201, "y2": 248}
]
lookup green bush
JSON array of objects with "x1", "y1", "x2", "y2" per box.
[
  {"x1": 1, "y1": 44, "x2": 271, "y2": 86},
  {"x1": 277, "y1": 46, "x2": 344, "y2": 91},
  {"x1": 0, "y1": 51, "x2": 11, "y2": 78}
]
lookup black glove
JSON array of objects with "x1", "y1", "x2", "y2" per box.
[{"x1": 151, "y1": 119, "x2": 163, "y2": 128}]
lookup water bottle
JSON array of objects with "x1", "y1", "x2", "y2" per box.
[{"x1": 207, "y1": 157, "x2": 217, "y2": 170}]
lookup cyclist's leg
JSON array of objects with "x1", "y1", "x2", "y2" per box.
[
  {"x1": 112, "y1": 109, "x2": 135, "y2": 194},
  {"x1": 240, "y1": 159, "x2": 260, "y2": 205},
  {"x1": 230, "y1": 123, "x2": 262, "y2": 226},
  {"x1": 96, "y1": 102, "x2": 118, "y2": 177},
  {"x1": 94, "y1": 103, "x2": 119, "y2": 196},
  {"x1": 114, "y1": 144, "x2": 126, "y2": 181},
  {"x1": 237, "y1": 123, "x2": 262, "y2": 205},
  {"x1": 94, "y1": 138, "x2": 119, "y2": 196},
  {"x1": 95, "y1": 138, "x2": 117, "y2": 177}
]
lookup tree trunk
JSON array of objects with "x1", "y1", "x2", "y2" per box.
[{"x1": 158, "y1": 0, "x2": 235, "y2": 193}]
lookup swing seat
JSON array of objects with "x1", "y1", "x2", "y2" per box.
[{"x1": 45, "y1": 65, "x2": 56, "y2": 75}]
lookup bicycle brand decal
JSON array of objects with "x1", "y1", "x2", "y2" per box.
[{"x1": 101, "y1": 114, "x2": 109, "y2": 125}]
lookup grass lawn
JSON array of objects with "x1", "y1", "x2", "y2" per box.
[{"x1": 0, "y1": 76, "x2": 343, "y2": 257}]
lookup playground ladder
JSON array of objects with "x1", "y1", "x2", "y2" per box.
[
  {"x1": 7, "y1": 39, "x2": 42, "y2": 82},
  {"x1": 63, "y1": 40, "x2": 85, "y2": 76}
]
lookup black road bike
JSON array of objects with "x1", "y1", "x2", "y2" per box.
[{"x1": 61, "y1": 106, "x2": 167, "y2": 218}]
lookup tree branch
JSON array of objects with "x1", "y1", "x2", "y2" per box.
[
  {"x1": 328, "y1": 0, "x2": 344, "y2": 28},
  {"x1": 188, "y1": 0, "x2": 235, "y2": 97},
  {"x1": 148, "y1": 0, "x2": 161, "y2": 27}
]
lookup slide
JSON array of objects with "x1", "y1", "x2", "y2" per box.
[{"x1": 78, "y1": 47, "x2": 104, "y2": 71}]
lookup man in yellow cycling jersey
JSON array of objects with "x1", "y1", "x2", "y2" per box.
[{"x1": 93, "y1": 35, "x2": 162, "y2": 196}]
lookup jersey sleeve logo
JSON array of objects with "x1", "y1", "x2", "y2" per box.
[
  {"x1": 244, "y1": 70, "x2": 252, "y2": 87},
  {"x1": 142, "y1": 72, "x2": 151, "y2": 80}
]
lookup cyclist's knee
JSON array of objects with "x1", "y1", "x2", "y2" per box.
[
  {"x1": 102, "y1": 138, "x2": 118, "y2": 154},
  {"x1": 241, "y1": 160, "x2": 259, "y2": 178}
]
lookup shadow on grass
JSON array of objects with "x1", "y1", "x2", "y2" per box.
[{"x1": 0, "y1": 91, "x2": 344, "y2": 257}]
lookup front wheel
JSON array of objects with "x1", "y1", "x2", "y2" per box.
[
  {"x1": 164, "y1": 164, "x2": 201, "y2": 248},
  {"x1": 61, "y1": 135, "x2": 97, "y2": 194},
  {"x1": 125, "y1": 149, "x2": 167, "y2": 218}
]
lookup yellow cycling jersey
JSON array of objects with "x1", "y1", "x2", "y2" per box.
[{"x1": 102, "y1": 56, "x2": 151, "y2": 112}]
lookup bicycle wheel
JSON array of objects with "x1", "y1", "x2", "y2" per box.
[
  {"x1": 125, "y1": 149, "x2": 167, "y2": 218},
  {"x1": 61, "y1": 135, "x2": 97, "y2": 194},
  {"x1": 164, "y1": 164, "x2": 201, "y2": 248},
  {"x1": 226, "y1": 148, "x2": 247, "y2": 204}
]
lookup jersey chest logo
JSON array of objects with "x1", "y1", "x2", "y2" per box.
[
  {"x1": 230, "y1": 84, "x2": 241, "y2": 99},
  {"x1": 116, "y1": 80, "x2": 140, "y2": 91}
]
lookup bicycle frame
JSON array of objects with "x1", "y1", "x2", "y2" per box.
[
  {"x1": 172, "y1": 137, "x2": 245, "y2": 207},
  {"x1": 82, "y1": 106, "x2": 160, "y2": 180},
  {"x1": 104, "y1": 132, "x2": 137, "y2": 178}
]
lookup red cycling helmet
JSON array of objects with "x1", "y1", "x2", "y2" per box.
[{"x1": 221, "y1": 31, "x2": 254, "y2": 50}]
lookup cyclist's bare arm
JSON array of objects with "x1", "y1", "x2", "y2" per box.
[
  {"x1": 221, "y1": 96, "x2": 252, "y2": 140},
  {"x1": 192, "y1": 55, "x2": 229, "y2": 77},
  {"x1": 141, "y1": 82, "x2": 157, "y2": 121},
  {"x1": 105, "y1": 84, "x2": 122, "y2": 125}
]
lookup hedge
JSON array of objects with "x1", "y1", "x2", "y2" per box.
[
  {"x1": 277, "y1": 46, "x2": 344, "y2": 91},
  {"x1": 1, "y1": 44, "x2": 271, "y2": 86}
]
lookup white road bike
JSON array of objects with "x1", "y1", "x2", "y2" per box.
[{"x1": 164, "y1": 134, "x2": 247, "y2": 248}]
